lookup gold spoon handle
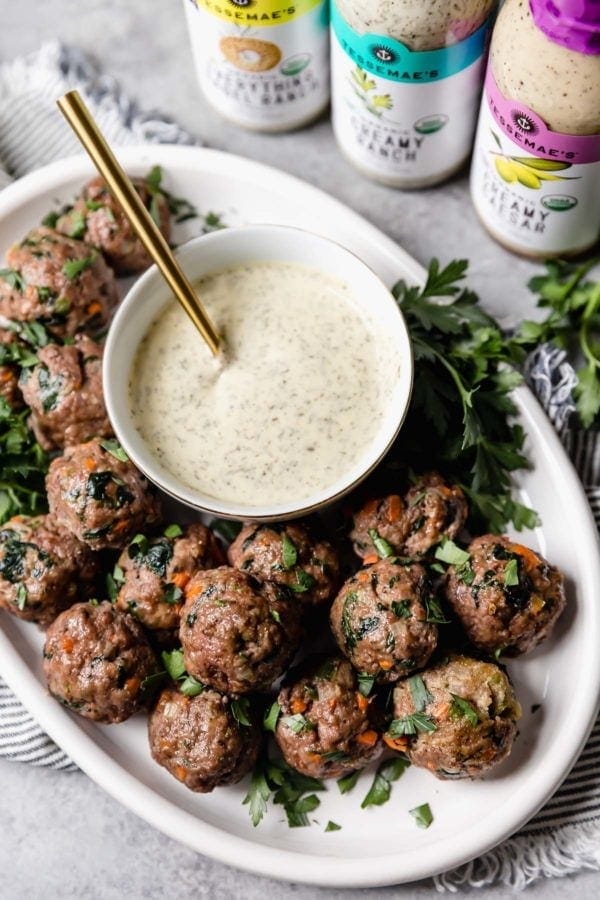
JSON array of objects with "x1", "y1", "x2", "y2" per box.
[{"x1": 57, "y1": 90, "x2": 221, "y2": 357}]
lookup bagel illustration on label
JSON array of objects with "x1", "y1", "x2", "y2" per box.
[{"x1": 220, "y1": 37, "x2": 282, "y2": 72}]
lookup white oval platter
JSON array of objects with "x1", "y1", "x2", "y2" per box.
[{"x1": 0, "y1": 145, "x2": 599, "y2": 888}]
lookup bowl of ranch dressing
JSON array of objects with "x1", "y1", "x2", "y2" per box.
[{"x1": 103, "y1": 225, "x2": 413, "y2": 521}]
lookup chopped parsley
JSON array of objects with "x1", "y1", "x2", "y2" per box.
[
  {"x1": 263, "y1": 700, "x2": 281, "y2": 733},
  {"x1": 449, "y1": 694, "x2": 479, "y2": 725},
  {"x1": 62, "y1": 254, "x2": 96, "y2": 279},
  {"x1": 387, "y1": 713, "x2": 437, "y2": 737},
  {"x1": 68, "y1": 211, "x2": 87, "y2": 239},
  {"x1": 325, "y1": 821, "x2": 342, "y2": 832},
  {"x1": 179, "y1": 675, "x2": 205, "y2": 697},
  {"x1": 337, "y1": 770, "x2": 361, "y2": 794},
  {"x1": 281, "y1": 713, "x2": 314, "y2": 734},
  {"x1": 361, "y1": 757, "x2": 410, "y2": 809},
  {"x1": 368, "y1": 528, "x2": 394, "y2": 559},
  {"x1": 391, "y1": 599, "x2": 412, "y2": 618},
  {"x1": 16, "y1": 583, "x2": 27, "y2": 611},
  {"x1": 281, "y1": 532, "x2": 297, "y2": 569},
  {"x1": 409, "y1": 803, "x2": 433, "y2": 830},
  {"x1": 162, "y1": 583, "x2": 183, "y2": 605},
  {"x1": 357, "y1": 672, "x2": 375, "y2": 697},
  {"x1": 0, "y1": 268, "x2": 26, "y2": 292},
  {"x1": 100, "y1": 438, "x2": 129, "y2": 462},
  {"x1": 210, "y1": 518, "x2": 242, "y2": 543},
  {"x1": 424, "y1": 596, "x2": 451, "y2": 624},
  {"x1": 231, "y1": 697, "x2": 252, "y2": 727},
  {"x1": 408, "y1": 674, "x2": 433, "y2": 712},
  {"x1": 435, "y1": 537, "x2": 470, "y2": 567},
  {"x1": 244, "y1": 756, "x2": 325, "y2": 828},
  {"x1": 288, "y1": 569, "x2": 315, "y2": 594},
  {"x1": 163, "y1": 523, "x2": 183, "y2": 538},
  {"x1": 504, "y1": 558, "x2": 520, "y2": 587}
]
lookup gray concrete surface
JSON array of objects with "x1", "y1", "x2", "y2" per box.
[{"x1": 0, "y1": 1, "x2": 597, "y2": 897}]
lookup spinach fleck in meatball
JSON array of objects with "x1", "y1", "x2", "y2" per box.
[
  {"x1": 19, "y1": 333, "x2": 111, "y2": 450},
  {"x1": 148, "y1": 686, "x2": 261, "y2": 792},
  {"x1": 43, "y1": 601, "x2": 158, "y2": 722},
  {"x1": 0, "y1": 514, "x2": 99, "y2": 627},
  {"x1": 179, "y1": 566, "x2": 302, "y2": 695},
  {"x1": 46, "y1": 438, "x2": 162, "y2": 550},
  {"x1": 227, "y1": 521, "x2": 339, "y2": 607},
  {"x1": 351, "y1": 472, "x2": 468, "y2": 561},
  {"x1": 391, "y1": 654, "x2": 521, "y2": 779},
  {"x1": 444, "y1": 535, "x2": 566, "y2": 656},
  {"x1": 57, "y1": 174, "x2": 171, "y2": 275},
  {"x1": 0, "y1": 228, "x2": 117, "y2": 338},
  {"x1": 115, "y1": 523, "x2": 224, "y2": 632},
  {"x1": 329, "y1": 559, "x2": 438, "y2": 682},
  {"x1": 275, "y1": 656, "x2": 382, "y2": 779}
]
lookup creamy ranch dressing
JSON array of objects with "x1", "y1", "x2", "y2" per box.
[{"x1": 130, "y1": 261, "x2": 396, "y2": 507}]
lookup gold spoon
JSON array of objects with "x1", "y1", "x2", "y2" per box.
[{"x1": 57, "y1": 90, "x2": 221, "y2": 357}]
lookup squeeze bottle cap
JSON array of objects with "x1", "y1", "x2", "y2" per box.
[{"x1": 530, "y1": 0, "x2": 600, "y2": 53}]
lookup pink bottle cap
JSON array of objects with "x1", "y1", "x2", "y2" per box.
[{"x1": 530, "y1": 0, "x2": 600, "y2": 53}]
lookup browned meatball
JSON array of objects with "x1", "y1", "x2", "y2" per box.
[
  {"x1": 227, "y1": 521, "x2": 340, "y2": 607},
  {"x1": 19, "y1": 334, "x2": 111, "y2": 450},
  {"x1": 444, "y1": 535, "x2": 566, "y2": 657},
  {"x1": 274, "y1": 656, "x2": 382, "y2": 779},
  {"x1": 350, "y1": 472, "x2": 468, "y2": 561},
  {"x1": 46, "y1": 438, "x2": 161, "y2": 550},
  {"x1": 179, "y1": 567, "x2": 302, "y2": 695},
  {"x1": 391, "y1": 655, "x2": 521, "y2": 779},
  {"x1": 148, "y1": 686, "x2": 261, "y2": 792},
  {"x1": 402, "y1": 472, "x2": 468, "y2": 557},
  {"x1": 0, "y1": 514, "x2": 99, "y2": 627},
  {"x1": 57, "y1": 175, "x2": 171, "y2": 275},
  {"x1": 43, "y1": 601, "x2": 158, "y2": 722},
  {"x1": 329, "y1": 559, "x2": 438, "y2": 682},
  {"x1": 350, "y1": 494, "x2": 408, "y2": 562},
  {"x1": 115, "y1": 523, "x2": 224, "y2": 632},
  {"x1": 0, "y1": 228, "x2": 117, "y2": 338}
]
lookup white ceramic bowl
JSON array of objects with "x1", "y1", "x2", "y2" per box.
[{"x1": 103, "y1": 225, "x2": 413, "y2": 520}]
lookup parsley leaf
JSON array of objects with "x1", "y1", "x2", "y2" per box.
[
  {"x1": 424, "y1": 596, "x2": 451, "y2": 624},
  {"x1": 449, "y1": 694, "x2": 479, "y2": 725},
  {"x1": 210, "y1": 518, "x2": 242, "y2": 543},
  {"x1": 62, "y1": 254, "x2": 96, "y2": 279},
  {"x1": 408, "y1": 674, "x2": 433, "y2": 712},
  {"x1": 337, "y1": 770, "x2": 361, "y2": 794},
  {"x1": 99, "y1": 438, "x2": 129, "y2": 462},
  {"x1": 409, "y1": 802, "x2": 433, "y2": 829},
  {"x1": 361, "y1": 757, "x2": 410, "y2": 809},
  {"x1": 161, "y1": 648, "x2": 186, "y2": 680},
  {"x1": 357, "y1": 672, "x2": 375, "y2": 697},
  {"x1": 0, "y1": 398, "x2": 48, "y2": 525},
  {"x1": 387, "y1": 713, "x2": 437, "y2": 736},
  {"x1": 0, "y1": 268, "x2": 26, "y2": 292},
  {"x1": 368, "y1": 528, "x2": 394, "y2": 559},
  {"x1": 504, "y1": 558, "x2": 519, "y2": 586},
  {"x1": 163, "y1": 523, "x2": 183, "y2": 538},
  {"x1": 231, "y1": 697, "x2": 252, "y2": 727},
  {"x1": 281, "y1": 713, "x2": 314, "y2": 734},
  {"x1": 243, "y1": 768, "x2": 271, "y2": 827},
  {"x1": 281, "y1": 532, "x2": 297, "y2": 569},
  {"x1": 435, "y1": 538, "x2": 470, "y2": 567},
  {"x1": 325, "y1": 820, "x2": 342, "y2": 832},
  {"x1": 263, "y1": 700, "x2": 281, "y2": 733}
]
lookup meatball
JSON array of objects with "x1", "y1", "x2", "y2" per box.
[
  {"x1": 402, "y1": 472, "x2": 468, "y2": 557},
  {"x1": 179, "y1": 567, "x2": 302, "y2": 695},
  {"x1": 329, "y1": 559, "x2": 438, "y2": 682},
  {"x1": 0, "y1": 228, "x2": 117, "y2": 338},
  {"x1": 148, "y1": 686, "x2": 261, "y2": 792},
  {"x1": 227, "y1": 521, "x2": 340, "y2": 607},
  {"x1": 46, "y1": 438, "x2": 161, "y2": 550},
  {"x1": 444, "y1": 535, "x2": 566, "y2": 656},
  {"x1": 350, "y1": 472, "x2": 468, "y2": 560},
  {"x1": 0, "y1": 514, "x2": 99, "y2": 627},
  {"x1": 115, "y1": 523, "x2": 224, "y2": 632},
  {"x1": 275, "y1": 656, "x2": 382, "y2": 779},
  {"x1": 43, "y1": 600, "x2": 158, "y2": 722},
  {"x1": 19, "y1": 333, "x2": 111, "y2": 450},
  {"x1": 57, "y1": 175, "x2": 171, "y2": 275},
  {"x1": 391, "y1": 654, "x2": 521, "y2": 779}
]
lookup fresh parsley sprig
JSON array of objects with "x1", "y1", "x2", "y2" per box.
[
  {"x1": 392, "y1": 259, "x2": 537, "y2": 534},
  {"x1": 0, "y1": 399, "x2": 48, "y2": 524}
]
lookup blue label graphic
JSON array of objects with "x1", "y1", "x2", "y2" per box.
[{"x1": 331, "y1": 4, "x2": 492, "y2": 83}]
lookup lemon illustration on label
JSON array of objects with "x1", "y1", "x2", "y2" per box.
[
  {"x1": 413, "y1": 114, "x2": 448, "y2": 135},
  {"x1": 490, "y1": 131, "x2": 577, "y2": 190},
  {"x1": 280, "y1": 53, "x2": 312, "y2": 76},
  {"x1": 220, "y1": 37, "x2": 282, "y2": 72}
]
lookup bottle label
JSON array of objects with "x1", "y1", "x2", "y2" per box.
[
  {"x1": 330, "y1": 3, "x2": 494, "y2": 183},
  {"x1": 184, "y1": 0, "x2": 329, "y2": 129},
  {"x1": 471, "y1": 69, "x2": 600, "y2": 254}
]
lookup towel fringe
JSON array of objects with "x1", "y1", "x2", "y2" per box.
[{"x1": 435, "y1": 820, "x2": 600, "y2": 892}]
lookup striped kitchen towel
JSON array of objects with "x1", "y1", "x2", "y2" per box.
[{"x1": 1, "y1": 39, "x2": 600, "y2": 893}]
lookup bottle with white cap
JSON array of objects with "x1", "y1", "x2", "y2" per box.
[{"x1": 470, "y1": 0, "x2": 600, "y2": 258}]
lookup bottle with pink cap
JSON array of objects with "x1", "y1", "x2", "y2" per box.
[{"x1": 470, "y1": 0, "x2": 600, "y2": 258}]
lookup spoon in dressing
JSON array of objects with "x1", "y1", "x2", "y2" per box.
[{"x1": 57, "y1": 90, "x2": 222, "y2": 358}]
